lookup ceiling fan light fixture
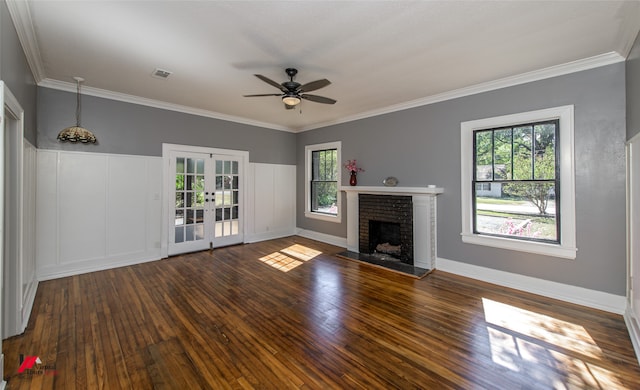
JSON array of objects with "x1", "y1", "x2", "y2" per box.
[{"x1": 282, "y1": 95, "x2": 301, "y2": 106}]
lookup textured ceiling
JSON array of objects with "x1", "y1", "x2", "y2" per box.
[{"x1": 8, "y1": 1, "x2": 640, "y2": 132}]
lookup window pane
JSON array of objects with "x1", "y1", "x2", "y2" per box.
[
  {"x1": 475, "y1": 182, "x2": 557, "y2": 242},
  {"x1": 175, "y1": 209, "x2": 184, "y2": 226},
  {"x1": 176, "y1": 158, "x2": 185, "y2": 173},
  {"x1": 493, "y1": 128, "x2": 512, "y2": 180},
  {"x1": 195, "y1": 224, "x2": 204, "y2": 240},
  {"x1": 175, "y1": 226, "x2": 184, "y2": 243},
  {"x1": 186, "y1": 158, "x2": 195, "y2": 174},
  {"x1": 185, "y1": 225, "x2": 194, "y2": 241},
  {"x1": 195, "y1": 175, "x2": 204, "y2": 191},
  {"x1": 175, "y1": 174, "x2": 184, "y2": 190},
  {"x1": 475, "y1": 131, "x2": 493, "y2": 181},
  {"x1": 216, "y1": 160, "x2": 222, "y2": 174},
  {"x1": 311, "y1": 182, "x2": 338, "y2": 215},
  {"x1": 312, "y1": 149, "x2": 337, "y2": 181},
  {"x1": 534, "y1": 123, "x2": 556, "y2": 180},
  {"x1": 513, "y1": 126, "x2": 533, "y2": 180},
  {"x1": 175, "y1": 192, "x2": 184, "y2": 208},
  {"x1": 215, "y1": 191, "x2": 224, "y2": 207},
  {"x1": 232, "y1": 161, "x2": 238, "y2": 174},
  {"x1": 195, "y1": 191, "x2": 204, "y2": 207},
  {"x1": 185, "y1": 192, "x2": 194, "y2": 208}
]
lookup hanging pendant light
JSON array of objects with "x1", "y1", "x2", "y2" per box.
[{"x1": 57, "y1": 77, "x2": 97, "y2": 143}]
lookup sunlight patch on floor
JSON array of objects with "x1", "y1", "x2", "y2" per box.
[
  {"x1": 281, "y1": 244, "x2": 322, "y2": 261},
  {"x1": 482, "y1": 298, "x2": 602, "y2": 359},
  {"x1": 259, "y1": 244, "x2": 322, "y2": 272},
  {"x1": 481, "y1": 298, "x2": 624, "y2": 388}
]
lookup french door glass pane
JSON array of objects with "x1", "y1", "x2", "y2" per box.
[
  {"x1": 175, "y1": 157, "x2": 206, "y2": 243},
  {"x1": 214, "y1": 158, "x2": 240, "y2": 238}
]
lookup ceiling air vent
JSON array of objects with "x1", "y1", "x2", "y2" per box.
[{"x1": 152, "y1": 68, "x2": 172, "y2": 79}]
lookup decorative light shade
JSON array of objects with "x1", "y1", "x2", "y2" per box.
[
  {"x1": 57, "y1": 126, "x2": 97, "y2": 143},
  {"x1": 282, "y1": 95, "x2": 301, "y2": 106},
  {"x1": 57, "y1": 77, "x2": 97, "y2": 144}
]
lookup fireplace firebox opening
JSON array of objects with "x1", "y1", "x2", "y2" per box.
[
  {"x1": 358, "y1": 194, "x2": 414, "y2": 265},
  {"x1": 369, "y1": 221, "x2": 402, "y2": 260}
]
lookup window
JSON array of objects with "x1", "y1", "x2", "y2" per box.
[
  {"x1": 476, "y1": 183, "x2": 492, "y2": 192},
  {"x1": 461, "y1": 106, "x2": 576, "y2": 259},
  {"x1": 305, "y1": 141, "x2": 342, "y2": 223},
  {"x1": 474, "y1": 119, "x2": 559, "y2": 243}
]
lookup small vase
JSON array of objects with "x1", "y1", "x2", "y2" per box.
[{"x1": 349, "y1": 171, "x2": 357, "y2": 186}]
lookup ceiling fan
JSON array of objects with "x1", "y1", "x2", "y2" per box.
[{"x1": 244, "y1": 68, "x2": 336, "y2": 110}]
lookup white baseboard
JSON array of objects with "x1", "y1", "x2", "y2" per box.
[
  {"x1": 437, "y1": 257, "x2": 626, "y2": 314},
  {"x1": 21, "y1": 279, "x2": 39, "y2": 334},
  {"x1": 245, "y1": 228, "x2": 297, "y2": 244},
  {"x1": 0, "y1": 354, "x2": 5, "y2": 390},
  {"x1": 625, "y1": 305, "x2": 640, "y2": 365},
  {"x1": 37, "y1": 253, "x2": 162, "y2": 281},
  {"x1": 295, "y1": 228, "x2": 347, "y2": 248}
]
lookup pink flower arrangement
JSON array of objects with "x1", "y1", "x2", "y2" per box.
[{"x1": 344, "y1": 159, "x2": 365, "y2": 173}]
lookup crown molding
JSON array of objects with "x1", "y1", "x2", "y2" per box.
[
  {"x1": 299, "y1": 52, "x2": 626, "y2": 132},
  {"x1": 5, "y1": 0, "x2": 46, "y2": 83},
  {"x1": 616, "y1": 2, "x2": 640, "y2": 58},
  {"x1": 36, "y1": 51, "x2": 624, "y2": 134},
  {"x1": 38, "y1": 78, "x2": 293, "y2": 133}
]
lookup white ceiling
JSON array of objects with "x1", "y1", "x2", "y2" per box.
[{"x1": 8, "y1": 1, "x2": 640, "y2": 132}]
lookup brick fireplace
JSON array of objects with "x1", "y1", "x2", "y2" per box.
[
  {"x1": 359, "y1": 194, "x2": 414, "y2": 264},
  {"x1": 342, "y1": 186, "x2": 442, "y2": 271}
]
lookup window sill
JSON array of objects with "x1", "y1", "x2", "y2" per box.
[
  {"x1": 305, "y1": 211, "x2": 341, "y2": 224},
  {"x1": 461, "y1": 233, "x2": 577, "y2": 259}
]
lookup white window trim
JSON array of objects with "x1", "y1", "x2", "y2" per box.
[
  {"x1": 305, "y1": 141, "x2": 342, "y2": 223},
  {"x1": 460, "y1": 105, "x2": 577, "y2": 259}
]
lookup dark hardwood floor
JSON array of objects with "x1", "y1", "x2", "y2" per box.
[{"x1": 4, "y1": 236, "x2": 640, "y2": 389}]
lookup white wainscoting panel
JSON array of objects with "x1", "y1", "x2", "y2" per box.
[
  {"x1": 245, "y1": 163, "x2": 296, "y2": 243},
  {"x1": 58, "y1": 152, "x2": 108, "y2": 263},
  {"x1": 36, "y1": 150, "x2": 162, "y2": 280}
]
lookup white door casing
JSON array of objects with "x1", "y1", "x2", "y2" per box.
[
  {"x1": 2, "y1": 81, "x2": 30, "y2": 341},
  {"x1": 163, "y1": 144, "x2": 248, "y2": 257}
]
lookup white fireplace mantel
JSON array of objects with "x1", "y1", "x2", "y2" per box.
[
  {"x1": 340, "y1": 186, "x2": 443, "y2": 196},
  {"x1": 341, "y1": 186, "x2": 443, "y2": 270}
]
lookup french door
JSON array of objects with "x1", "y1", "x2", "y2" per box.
[{"x1": 168, "y1": 150, "x2": 243, "y2": 255}]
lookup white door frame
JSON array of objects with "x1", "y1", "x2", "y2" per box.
[
  {"x1": 161, "y1": 143, "x2": 249, "y2": 258},
  {"x1": 2, "y1": 81, "x2": 25, "y2": 339},
  {"x1": 626, "y1": 133, "x2": 640, "y2": 364},
  {"x1": 0, "y1": 80, "x2": 27, "y2": 387}
]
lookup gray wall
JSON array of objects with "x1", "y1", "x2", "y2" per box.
[
  {"x1": 628, "y1": 31, "x2": 640, "y2": 140},
  {"x1": 297, "y1": 63, "x2": 627, "y2": 296},
  {"x1": 0, "y1": 1, "x2": 37, "y2": 144},
  {"x1": 37, "y1": 87, "x2": 296, "y2": 164}
]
